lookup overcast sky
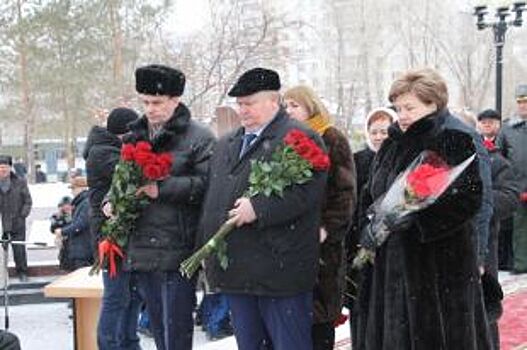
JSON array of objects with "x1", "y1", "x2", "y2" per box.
[{"x1": 164, "y1": 0, "x2": 209, "y2": 37}]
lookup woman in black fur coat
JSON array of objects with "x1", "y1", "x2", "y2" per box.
[{"x1": 352, "y1": 68, "x2": 493, "y2": 350}]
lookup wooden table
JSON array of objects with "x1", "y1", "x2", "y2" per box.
[{"x1": 44, "y1": 267, "x2": 103, "y2": 350}]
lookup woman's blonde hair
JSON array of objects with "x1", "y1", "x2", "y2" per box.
[
  {"x1": 388, "y1": 68, "x2": 449, "y2": 110},
  {"x1": 283, "y1": 85, "x2": 331, "y2": 120}
]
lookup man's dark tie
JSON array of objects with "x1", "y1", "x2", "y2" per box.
[{"x1": 239, "y1": 133, "x2": 257, "y2": 158}]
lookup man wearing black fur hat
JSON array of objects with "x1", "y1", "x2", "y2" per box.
[
  {"x1": 199, "y1": 68, "x2": 327, "y2": 350},
  {"x1": 104, "y1": 64, "x2": 215, "y2": 350},
  {"x1": 0, "y1": 155, "x2": 32, "y2": 282}
]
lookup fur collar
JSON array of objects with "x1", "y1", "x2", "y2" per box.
[
  {"x1": 126, "y1": 102, "x2": 191, "y2": 152},
  {"x1": 389, "y1": 108, "x2": 447, "y2": 141}
]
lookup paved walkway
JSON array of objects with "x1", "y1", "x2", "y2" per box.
[
  {"x1": 499, "y1": 272, "x2": 527, "y2": 350},
  {"x1": 4, "y1": 272, "x2": 525, "y2": 350}
]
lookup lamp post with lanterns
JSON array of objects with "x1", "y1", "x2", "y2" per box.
[{"x1": 474, "y1": 2, "x2": 526, "y2": 115}]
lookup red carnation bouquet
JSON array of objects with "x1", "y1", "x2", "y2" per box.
[
  {"x1": 180, "y1": 129, "x2": 330, "y2": 278},
  {"x1": 353, "y1": 150, "x2": 476, "y2": 268},
  {"x1": 93, "y1": 141, "x2": 172, "y2": 277}
]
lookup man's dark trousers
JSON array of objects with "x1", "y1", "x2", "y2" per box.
[
  {"x1": 4, "y1": 231, "x2": 27, "y2": 275},
  {"x1": 97, "y1": 269, "x2": 142, "y2": 350},
  {"x1": 135, "y1": 271, "x2": 195, "y2": 350},
  {"x1": 226, "y1": 292, "x2": 313, "y2": 350}
]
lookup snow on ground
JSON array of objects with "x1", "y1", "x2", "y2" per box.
[
  {"x1": 28, "y1": 219, "x2": 56, "y2": 247},
  {"x1": 27, "y1": 183, "x2": 71, "y2": 248},
  {"x1": 10, "y1": 301, "x2": 351, "y2": 350},
  {"x1": 29, "y1": 182, "x2": 71, "y2": 208}
]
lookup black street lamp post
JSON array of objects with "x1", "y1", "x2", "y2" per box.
[{"x1": 474, "y1": 2, "x2": 526, "y2": 115}]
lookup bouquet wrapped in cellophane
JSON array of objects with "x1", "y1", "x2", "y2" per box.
[{"x1": 353, "y1": 150, "x2": 476, "y2": 269}]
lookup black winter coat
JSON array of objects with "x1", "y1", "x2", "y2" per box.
[
  {"x1": 124, "y1": 103, "x2": 215, "y2": 272},
  {"x1": 485, "y1": 148, "x2": 519, "y2": 277},
  {"x1": 200, "y1": 110, "x2": 327, "y2": 296},
  {"x1": 345, "y1": 147, "x2": 376, "y2": 308},
  {"x1": 314, "y1": 126, "x2": 356, "y2": 324},
  {"x1": 84, "y1": 126, "x2": 122, "y2": 242},
  {"x1": 61, "y1": 190, "x2": 94, "y2": 269},
  {"x1": 352, "y1": 109, "x2": 492, "y2": 350},
  {"x1": 354, "y1": 148, "x2": 376, "y2": 197},
  {"x1": 0, "y1": 173, "x2": 32, "y2": 235}
]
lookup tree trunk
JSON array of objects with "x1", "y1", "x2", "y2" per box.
[
  {"x1": 109, "y1": 0, "x2": 124, "y2": 93},
  {"x1": 16, "y1": 0, "x2": 35, "y2": 183},
  {"x1": 60, "y1": 86, "x2": 75, "y2": 170}
]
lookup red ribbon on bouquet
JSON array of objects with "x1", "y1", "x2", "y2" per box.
[{"x1": 98, "y1": 239, "x2": 124, "y2": 278}]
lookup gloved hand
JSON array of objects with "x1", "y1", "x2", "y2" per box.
[
  {"x1": 359, "y1": 223, "x2": 377, "y2": 250},
  {"x1": 384, "y1": 213, "x2": 414, "y2": 233},
  {"x1": 520, "y1": 192, "x2": 527, "y2": 203}
]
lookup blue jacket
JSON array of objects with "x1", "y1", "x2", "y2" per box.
[{"x1": 62, "y1": 190, "x2": 94, "y2": 264}]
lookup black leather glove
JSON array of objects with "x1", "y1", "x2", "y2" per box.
[
  {"x1": 359, "y1": 223, "x2": 377, "y2": 250},
  {"x1": 384, "y1": 213, "x2": 414, "y2": 233}
]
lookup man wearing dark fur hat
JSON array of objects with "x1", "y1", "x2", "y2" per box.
[
  {"x1": 199, "y1": 68, "x2": 328, "y2": 350},
  {"x1": 0, "y1": 155, "x2": 32, "y2": 282},
  {"x1": 103, "y1": 64, "x2": 216, "y2": 350}
]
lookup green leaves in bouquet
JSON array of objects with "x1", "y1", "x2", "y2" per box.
[
  {"x1": 246, "y1": 145, "x2": 313, "y2": 198},
  {"x1": 101, "y1": 160, "x2": 149, "y2": 248},
  {"x1": 215, "y1": 238, "x2": 229, "y2": 270}
]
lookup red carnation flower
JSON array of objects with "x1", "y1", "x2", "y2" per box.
[
  {"x1": 157, "y1": 153, "x2": 172, "y2": 170},
  {"x1": 284, "y1": 129, "x2": 306, "y2": 146},
  {"x1": 121, "y1": 144, "x2": 136, "y2": 161},
  {"x1": 133, "y1": 141, "x2": 156, "y2": 167},
  {"x1": 291, "y1": 139, "x2": 313, "y2": 156},
  {"x1": 284, "y1": 129, "x2": 330, "y2": 171},
  {"x1": 134, "y1": 150, "x2": 155, "y2": 167},
  {"x1": 143, "y1": 163, "x2": 163, "y2": 180},
  {"x1": 135, "y1": 141, "x2": 152, "y2": 153},
  {"x1": 311, "y1": 153, "x2": 331, "y2": 171},
  {"x1": 407, "y1": 164, "x2": 449, "y2": 199}
]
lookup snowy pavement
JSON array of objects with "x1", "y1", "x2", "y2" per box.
[
  {"x1": 26, "y1": 182, "x2": 71, "y2": 248},
  {"x1": 7, "y1": 301, "x2": 352, "y2": 350}
]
